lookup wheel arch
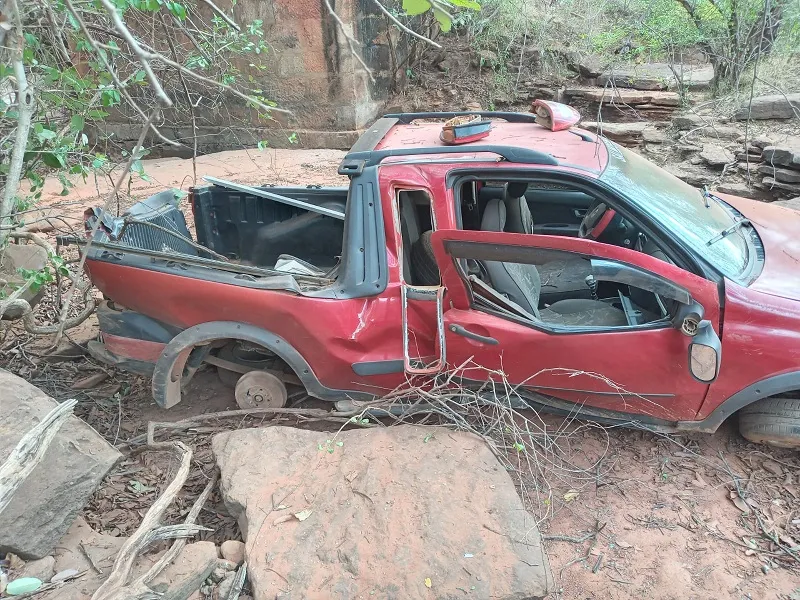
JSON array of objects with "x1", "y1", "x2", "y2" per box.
[
  {"x1": 679, "y1": 371, "x2": 800, "y2": 433},
  {"x1": 152, "y1": 321, "x2": 369, "y2": 408}
]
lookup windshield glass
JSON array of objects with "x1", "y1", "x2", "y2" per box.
[{"x1": 600, "y1": 140, "x2": 748, "y2": 279}]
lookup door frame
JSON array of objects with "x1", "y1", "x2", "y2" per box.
[
  {"x1": 430, "y1": 229, "x2": 722, "y2": 336},
  {"x1": 447, "y1": 168, "x2": 719, "y2": 283}
]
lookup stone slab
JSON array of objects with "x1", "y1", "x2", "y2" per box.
[
  {"x1": 213, "y1": 425, "x2": 553, "y2": 600},
  {"x1": 0, "y1": 371, "x2": 121, "y2": 559}
]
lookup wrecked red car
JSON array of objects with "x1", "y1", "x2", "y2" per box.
[{"x1": 81, "y1": 106, "x2": 800, "y2": 447}]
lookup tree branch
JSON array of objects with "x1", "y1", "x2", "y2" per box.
[
  {"x1": 370, "y1": 0, "x2": 441, "y2": 48},
  {"x1": 0, "y1": 0, "x2": 36, "y2": 247}
]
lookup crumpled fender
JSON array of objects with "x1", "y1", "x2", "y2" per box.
[{"x1": 152, "y1": 321, "x2": 323, "y2": 408}]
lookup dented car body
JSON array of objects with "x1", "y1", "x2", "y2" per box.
[{"x1": 81, "y1": 109, "x2": 800, "y2": 446}]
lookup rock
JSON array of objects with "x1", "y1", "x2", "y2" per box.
[
  {"x1": 735, "y1": 152, "x2": 762, "y2": 162},
  {"x1": 597, "y1": 62, "x2": 714, "y2": 91},
  {"x1": 757, "y1": 165, "x2": 800, "y2": 183},
  {"x1": 733, "y1": 93, "x2": 800, "y2": 120},
  {"x1": 703, "y1": 125, "x2": 742, "y2": 141},
  {"x1": 0, "y1": 372, "x2": 122, "y2": 559},
  {"x1": 761, "y1": 142, "x2": 800, "y2": 167},
  {"x1": 642, "y1": 127, "x2": 667, "y2": 144},
  {"x1": 737, "y1": 161, "x2": 760, "y2": 174},
  {"x1": 581, "y1": 121, "x2": 646, "y2": 146},
  {"x1": 575, "y1": 55, "x2": 604, "y2": 78},
  {"x1": 50, "y1": 569, "x2": 80, "y2": 583},
  {"x1": 209, "y1": 567, "x2": 229, "y2": 584},
  {"x1": 751, "y1": 134, "x2": 775, "y2": 148},
  {"x1": 690, "y1": 155, "x2": 704, "y2": 165},
  {"x1": 700, "y1": 144, "x2": 735, "y2": 167},
  {"x1": 216, "y1": 572, "x2": 236, "y2": 599},
  {"x1": 149, "y1": 542, "x2": 219, "y2": 600},
  {"x1": 564, "y1": 87, "x2": 680, "y2": 106},
  {"x1": 762, "y1": 177, "x2": 800, "y2": 194},
  {"x1": 715, "y1": 182, "x2": 778, "y2": 201},
  {"x1": 0, "y1": 244, "x2": 48, "y2": 320},
  {"x1": 51, "y1": 516, "x2": 128, "y2": 598},
  {"x1": 773, "y1": 197, "x2": 800, "y2": 211},
  {"x1": 217, "y1": 559, "x2": 238, "y2": 571},
  {"x1": 665, "y1": 162, "x2": 715, "y2": 187},
  {"x1": 19, "y1": 556, "x2": 55, "y2": 583},
  {"x1": 471, "y1": 50, "x2": 498, "y2": 69},
  {"x1": 219, "y1": 540, "x2": 245, "y2": 566},
  {"x1": 672, "y1": 113, "x2": 708, "y2": 130},
  {"x1": 213, "y1": 426, "x2": 553, "y2": 600}
]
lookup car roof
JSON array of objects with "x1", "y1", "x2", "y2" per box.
[{"x1": 339, "y1": 113, "x2": 609, "y2": 176}]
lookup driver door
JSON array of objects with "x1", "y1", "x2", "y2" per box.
[{"x1": 430, "y1": 229, "x2": 722, "y2": 422}]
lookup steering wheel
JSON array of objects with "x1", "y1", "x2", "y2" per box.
[{"x1": 579, "y1": 202, "x2": 617, "y2": 240}]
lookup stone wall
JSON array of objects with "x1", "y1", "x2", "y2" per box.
[{"x1": 101, "y1": 0, "x2": 402, "y2": 153}]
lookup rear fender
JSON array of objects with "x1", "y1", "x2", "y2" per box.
[{"x1": 152, "y1": 321, "x2": 357, "y2": 408}]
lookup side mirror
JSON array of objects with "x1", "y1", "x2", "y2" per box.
[
  {"x1": 688, "y1": 320, "x2": 721, "y2": 383},
  {"x1": 671, "y1": 300, "x2": 704, "y2": 336}
]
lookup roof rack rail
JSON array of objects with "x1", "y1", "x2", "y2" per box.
[
  {"x1": 383, "y1": 111, "x2": 539, "y2": 124},
  {"x1": 338, "y1": 145, "x2": 559, "y2": 176}
]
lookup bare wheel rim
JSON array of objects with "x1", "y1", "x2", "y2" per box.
[{"x1": 234, "y1": 370, "x2": 288, "y2": 409}]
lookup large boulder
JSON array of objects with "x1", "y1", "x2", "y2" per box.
[
  {"x1": 0, "y1": 371, "x2": 121, "y2": 559},
  {"x1": 733, "y1": 93, "x2": 800, "y2": 120},
  {"x1": 213, "y1": 426, "x2": 553, "y2": 600}
]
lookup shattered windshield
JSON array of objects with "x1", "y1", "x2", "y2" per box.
[{"x1": 600, "y1": 140, "x2": 749, "y2": 280}]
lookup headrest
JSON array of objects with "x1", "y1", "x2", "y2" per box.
[
  {"x1": 506, "y1": 182, "x2": 528, "y2": 198},
  {"x1": 477, "y1": 185, "x2": 507, "y2": 203},
  {"x1": 481, "y1": 199, "x2": 506, "y2": 232}
]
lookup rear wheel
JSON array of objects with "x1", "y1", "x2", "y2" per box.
[
  {"x1": 234, "y1": 371, "x2": 288, "y2": 409},
  {"x1": 738, "y1": 396, "x2": 800, "y2": 448}
]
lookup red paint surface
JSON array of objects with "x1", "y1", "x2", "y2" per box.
[
  {"x1": 103, "y1": 333, "x2": 166, "y2": 363},
  {"x1": 376, "y1": 121, "x2": 609, "y2": 175}
]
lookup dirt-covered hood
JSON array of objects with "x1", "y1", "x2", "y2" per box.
[{"x1": 719, "y1": 193, "x2": 800, "y2": 301}]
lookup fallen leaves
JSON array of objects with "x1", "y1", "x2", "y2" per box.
[
  {"x1": 563, "y1": 490, "x2": 580, "y2": 502},
  {"x1": 424, "y1": 577, "x2": 432, "y2": 588}
]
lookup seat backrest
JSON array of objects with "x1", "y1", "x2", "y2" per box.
[
  {"x1": 480, "y1": 199, "x2": 542, "y2": 316},
  {"x1": 503, "y1": 182, "x2": 533, "y2": 235}
]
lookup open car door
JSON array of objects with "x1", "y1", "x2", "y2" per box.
[{"x1": 429, "y1": 229, "x2": 722, "y2": 423}]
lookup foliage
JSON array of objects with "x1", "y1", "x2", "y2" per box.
[
  {"x1": 465, "y1": 0, "x2": 798, "y2": 87},
  {"x1": 403, "y1": 0, "x2": 481, "y2": 32},
  {"x1": 0, "y1": 0, "x2": 275, "y2": 227}
]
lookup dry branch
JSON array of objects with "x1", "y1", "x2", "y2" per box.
[
  {"x1": 0, "y1": 399, "x2": 78, "y2": 515},
  {"x1": 0, "y1": 0, "x2": 36, "y2": 247},
  {"x1": 91, "y1": 441, "x2": 196, "y2": 600}
]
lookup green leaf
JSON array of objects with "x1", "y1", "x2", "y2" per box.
[
  {"x1": 36, "y1": 127, "x2": 57, "y2": 142},
  {"x1": 41, "y1": 152, "x2": 66, "y2": 168},
  {"x1": 403, "y1": 0, "x2": 431, "y2": 16},
  {"x1": 70, "y1": 114, "x2": 85, "y2": 133},
  {"x1": 432, "y1": 6, "x2": 452, "y2": 31},
  {"x1": 447, "y1": 0, "x2": 480, "y2": 9},
  {"x1": 101, "y1": 89, "x2": 121, "y2": 107}
]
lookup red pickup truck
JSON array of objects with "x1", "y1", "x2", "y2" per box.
[{"x1": 82, "y1": 108, "x2": 800, "y2": 448}]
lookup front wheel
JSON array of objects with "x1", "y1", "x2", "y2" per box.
[{"x1": 739, "y1": 396, "x2": 800, "y2": 448}]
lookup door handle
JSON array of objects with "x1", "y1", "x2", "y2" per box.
[
  {"x1": 573, "y1": 208, "x2": 588, "y2": 218},
  {"x1": 448, "y1": 324, "x2": 499, "y2": 345}
]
